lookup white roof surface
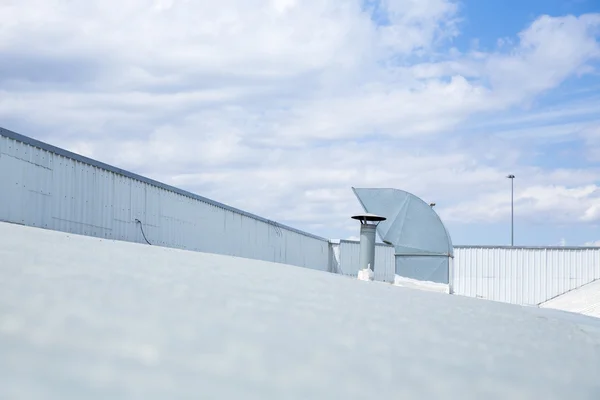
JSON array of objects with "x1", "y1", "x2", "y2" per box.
[
  {"x1": 541, "y1": 279, "x2": 600, "y2": 318},
  {"x1": 2, "y1": 222, "x2": 600, "y2": 399}
]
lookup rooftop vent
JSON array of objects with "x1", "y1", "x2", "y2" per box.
[{"x1": 351, "y1": 213, "x2": 386, "y2": 279}]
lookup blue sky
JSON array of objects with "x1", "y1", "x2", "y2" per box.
[
  {"x1": 0, "y1": 0, "x2": 599, "y2": 246},
  {"x1": 443, "y1": 0, "x2": 600, "y2": 245},
  {"x1": 456, "y1": 0, "x2": 595, "y2": 48}
]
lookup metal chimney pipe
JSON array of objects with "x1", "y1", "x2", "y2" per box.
[
  {"x1": 351, "y1": 213, "x2": 387, "y2": 273},
  {"x1": 359, "y1": 223, "x2": 377, "y2": 271}
]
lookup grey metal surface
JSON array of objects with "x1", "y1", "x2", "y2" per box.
[
  {"x1": 453, "y1": 246, "x2": 600, "y2": 305},
  {"x1": 334, "y1": 240, "x2": 396, "y2": 283},
  {"x1": 352, "y1": 187, "x2": 453, "y2": 283},
  {"x1": 0, "y1": 130, "x2": 330, "y2": 271},
  {"x1": 2, "y1": 222, "x2": 600, "y2": 399},
  {"x1": 358, "y1": 224, "x2": 377, "y2": 272},
  {"x1": 352, "y1": 187, "x2": 453, "y2": 256},
  {"x1": 395, "y1": 255, "x2": 450, "y2": 284}
]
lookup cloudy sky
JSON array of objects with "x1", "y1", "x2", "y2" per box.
[{"x1": 1, "y1": 0, "x2": 600, "y2": 246}]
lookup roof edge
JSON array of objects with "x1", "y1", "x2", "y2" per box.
[{"x1": 454, "y1": 245, "x2": 600, "y2": 250}]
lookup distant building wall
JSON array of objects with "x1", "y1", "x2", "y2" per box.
[
  {"x1": 453, "y1": 246, "x2": 600, "y2": 305},
  {"x1": 0, "y1": 128, "x2": 331, "y2": 271},
  {"x1": 330, "y1": 240, "x2": 395, "y2": 283}
]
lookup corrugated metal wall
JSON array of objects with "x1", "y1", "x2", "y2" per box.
[
  {"x1": 330, "y1": 240, "x2": 395, "y2": 283},
  {"x1": 453, "y1": 246, "x2": 600, "y2": 305},
  {"x1": 0, "y1": 131, "x2": 331, "y2": 271}
]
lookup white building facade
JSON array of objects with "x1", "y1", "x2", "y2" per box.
[{"x1": 452, "y1": 246, "x2": 600, "y2": 305}]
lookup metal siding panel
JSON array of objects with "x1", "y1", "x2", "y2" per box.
[
  {"x1": 339, "y1": 241, "x2": 361, "y2": 277},
  {"x1": 453, "y1": 247, "x2": 600, "y2": 305},
  {"x1": 23, "y1": 154, "x2": 52, "y2": 228},
  {"x1": 374, "y1": 244, "x2": 395, "y2": 283},
  {"x1": 0, "y1": 133, "x2": 331, "y2": 272},
  {"x1": 0, "y1": 153, "x2": 24, "y2": 224},
  {"x1": 51, "y1": 155, "x2": 67, "y2": 234},
  {"x1": 0, "y1": 141, "x2": 53, "y2": 228},
  {"x1": 448, "y1": 256, "x2": 455, "y2": 294},
  {"x1": 337, "y1": 240, "x2": 395, "y2": 282}
]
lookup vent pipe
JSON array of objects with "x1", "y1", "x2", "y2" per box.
[{"x1": 351, "y1": 213, "x2": 387, "y2": 275}]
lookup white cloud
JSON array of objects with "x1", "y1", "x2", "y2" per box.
[
  {"x1": 0, "y1": 1, "x2": 599, "y2": 240},
  {"x1": 370, "y1": 0, "x2": 460, "y2": 54},
  {"x1": 441, "y1": 182, "x2": 600, "y2": 224},
  {"x1": 484, "y1": 14, "x2": 600, "y2": 103}
]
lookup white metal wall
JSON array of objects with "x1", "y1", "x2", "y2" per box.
[
  {"x1": 331, "y1": 240, "x2": 395, "y2": 283},
  {"x1": 0, "y1": 132, "x2": 331, "y2": 271},
  {"x1": 453, "y1": 246, "x2": 600, "y2": 305}
]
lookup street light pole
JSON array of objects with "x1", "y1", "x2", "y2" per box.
[{"x1": 507, "y1": 174, "x2": 515, "y2": 246}]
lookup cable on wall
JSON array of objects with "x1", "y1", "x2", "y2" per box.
[{"x1": 135, "y1": 219, "x2": 152, "y2": 245}]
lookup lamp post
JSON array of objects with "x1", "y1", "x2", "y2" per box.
[{"x1": 507, "y1": 174, "x2": 515, "y2": 246}]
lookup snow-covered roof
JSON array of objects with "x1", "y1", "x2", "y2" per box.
[{"x1": 2, "y1": 221, "x2": 600, "y2": 399}]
